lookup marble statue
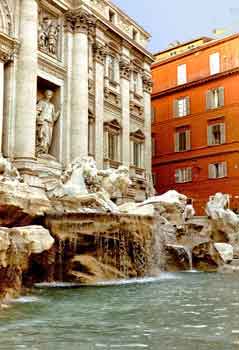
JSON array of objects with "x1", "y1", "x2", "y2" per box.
[
  {"x1": 36, "y1": 90, "x2": 60, "y2": 155},
  {"x1": 206, "y1": 192, "x2": 239, "y2": 228},
  {"x1": 47, "y1": 157, "x2": 131, "y2": 213},
  {"x1": 0, "y1": 155, "x2": 22, "y2": 183}
]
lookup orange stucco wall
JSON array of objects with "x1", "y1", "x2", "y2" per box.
[{"x1": 152, "y1": 35, "x2": 239, "y2": 215}]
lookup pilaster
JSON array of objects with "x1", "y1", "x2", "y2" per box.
[
  {"x1": 93, "y1": 41, "x2": 106, "y2": 168},
  {"x1": 120, "y1": 58, "x2": 131, "y2": 166},
  {"x1": 15, "y1": 0, "x2": 38, "y2": 159}
]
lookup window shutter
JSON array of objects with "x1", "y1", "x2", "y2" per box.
[
  {"x1": 220, "y1": 123, "x2": 226, "y2": 144},
  {"x1": 220, "y1": 162, "x2": 227, "y2": 177},
  {"x1": 208, "y1": 164, "x2": 215, "y2": 179},
  {"x1": 174, "y1": 132, "x2": 179, "y2": 152},
  {"x1": 207, "y1": 125, "x2": 213, "y2": 145},
  {"x1": 151, "y1": 106, "x2": 155, "y2": 123},
  {"x1": 218, "y1": 87, "x2": 225, "y2": 107},
  {"x1": 173, "y1": 100, "x2": 178, "y2": 117},
  {"x1": 186, "y1": 96, "x2": 190, "y2": 115},
  {"x1": 187, "y1": 168, "x2": 192, "y2": 182},
  {"x1": 186, "y1": 130, "x2": 191, "y2": 150},
  {"x1": 175, "y1": 169, "x2": 180, "y2": 183},
  {"x1": 206, "y1": 90, "x2": 212, "y2": 110}
]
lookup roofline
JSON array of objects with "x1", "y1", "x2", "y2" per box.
[
  {"x1": 153, "y1": 36, "x2": 212, "y2": 56},
  {"x1": 152, "y1": 32, "x2": 239, "y2": 68},
  {"x1": 110, "y1": 1, "x2": 151, "y2": 39}
]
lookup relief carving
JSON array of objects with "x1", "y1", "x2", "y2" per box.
[{"x1": 38, "y1": 9, "x2": 60, "y2": 58}]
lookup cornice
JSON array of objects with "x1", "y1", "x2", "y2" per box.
[
  {"x1": 152, "y1": 67, "x2": 239, "y2": 100},
  {"x1": 38, "y1": 52, "x2": 67, "y2": 79},
  {"x1": 0, "y1": 33, "x2": 19, "y2": 62}
]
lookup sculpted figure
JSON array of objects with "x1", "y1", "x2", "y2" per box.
[
  {"x1": 36, "y1": 90, "x2": 60, "y2": 155},
  {"x1": 38, "y1": 17, "x2": 50, "y2": 50},
  {"x1": 206, "y1": 192, "x2": 239, "y2": 228},
  {"x1": 98, "y1": 166, "x2": 131, "y2": 199},
  {"x1": 48, "y1": 23, "x2": 59, "y2": 55},
  {"x1": 46, "y1": 157, "x2": 132, "y2": 213},
  {"x1": 0, "y1": 155, "x2": 22, "y2": 183}
]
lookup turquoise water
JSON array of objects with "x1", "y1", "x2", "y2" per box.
[{"x1": 1, "y1": 272, "x2": 239, "y2": 349}]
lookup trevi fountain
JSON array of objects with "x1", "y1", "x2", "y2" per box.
[{"x1": 1, "y1": 0, "x2": 239, "y2": 349}]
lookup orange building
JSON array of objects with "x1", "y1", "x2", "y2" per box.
[{"x1": 152, "y1": 34, "x2": 239, "y2": 214}]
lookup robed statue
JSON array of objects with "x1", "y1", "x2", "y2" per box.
[{"x1": 36, "y1": 90, "x2": 60, "y2": 155}]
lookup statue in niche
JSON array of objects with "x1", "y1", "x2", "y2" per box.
[
  {"x1": 38, "y1": 16, "x2": 60, "y2": 57},
  {"x1": 36, "y1": 90, "x2": 60, "y2": 156}
]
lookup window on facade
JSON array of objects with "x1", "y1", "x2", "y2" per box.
[
  {"x1": 175, "y1": 167, "x2": 192, "y2": 183},
  {"x1": 132, "y1": 29, "x2": 138, "y2": 41},
  {"x1": 133, "y1": 71, "x2": 139, "y2": 94},
  {"x1": 206, "y1": 87, "x2": 224, "y2": 109},
  {"x1": 109, "y1": 10, "x2": 116, "y2": 24},
  {"x1": 104, "y1": 120, "x2": 121, "y2": 162},
  {"x1": 152, "y1": 137, "x2": 156, "y2": 157},
  {"x1": 207, "y1": 123, "x2": 225, "y2": 145},
  {"x1": 175, "y1": 128, "x2": 191, "y2": 152},
  {"x1": 132, "y1": 142, "x2": 143, "y2": 168},
  {"x1": 88, "y1": 118, "x2": 95, "y2": 156},
  {"x1": 177, "y1": 64, "x2": 187, "y2": 85},
  {"x1": 108, "y1": 55, "x2": 116, "y2": 81},
  {"x1": 151, "y1": 105, "x2": 156, "y2": 123},
  {"x1": 152, "y1": 173, "x2": 157, "y2": 186},
  {"x1": 108, "y1": 133, "x2": 118, "y2": 161},
  {"x1": 208, "y1": 162, "x2": 227, "y2": 179},
  {"x1": 174, "y1": 96, "x2": 190, "y2": 117},
  {"x1": 209, "y1": 52, "x2": 220, "y2": 75}
]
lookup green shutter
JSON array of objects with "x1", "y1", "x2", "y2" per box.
[{"x1": 206, "y1": 90, "x2": 212, "y2": 110}]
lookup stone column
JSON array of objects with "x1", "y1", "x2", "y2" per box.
[
  {"x1": 0, "y1": 60, "x2": 4, "y2": 153},
  {"x1": 143, "y1": 74, "x2": 153, "y2": 175},
  {"x1": 93, "y1": 42, "x2": 106, "y2": 168},
  {"x1": 120, "y1": 59, "x2": 131, "y2": 166},
  {"x1": 15, "y1": 0, "x2": 38, "y2": 159},
  {"x1": 71, "y1": 11, "x2": 94, "y2": 160}
]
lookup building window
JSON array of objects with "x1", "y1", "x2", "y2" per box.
[
  {"x1": 208, "y1": 162, "x2": 227, "y2": 179},
  {"x1": 206, "y1": 87, "x2": 224, "y2": 110},
  {"x1": 209, "y1": 52, "x2": 220, "y2": 75},
  {"x1": 108, "y1": 55, "x2": 116, "y2": 82},
  {"x1": 130, "y1": 129, "x2": 145, "y2": 168},
  {"x1": 132, "y1": 28, "x2": 138, "y2": 41},
  {"x1": 174, "y1": 97, "x2": 190, "y2": 117},
  {"x1": 133, "y1": 71, "x2": 139, "y2": 94},
  {"x1": 175, "y1": 167, "x2": 192, "y2": 183},
  {"x1": 131, "y1": 142, "x2": 144, "y2": 168},
  {"x1": 152, "y1": 172, "x2": 157, "y2": 186},
  {"x1": 88, "y1": 114, "x2": 95, "y2": 156},
  {"x1": 151, "y1": 105, "x2": 156, "y2": 123},
  {"x1": 152, "y1": 137, "x2": 156, "y2": 157},
  {"x1": 108, "y1": 133, "x2": 118, "y2": 161},
  {"x1": 109, "y1": 9, "x2": 116, "y2": 24},
  {"x1": 104, "y1": 119, "x2": 121, "y2": 162},
  {"x1": 175, "y1": 128, "x2": 191, "y2": 152},
  {"x1": 207, "y1": 123, "x2": 225, "y2": 145},
  {"x1": 177, "y1": 64, "x2": 187, "y2": 85}
]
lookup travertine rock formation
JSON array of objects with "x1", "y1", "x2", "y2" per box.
[{"x1": 0, "y1": 226, "x2": 54, "y2": 303}]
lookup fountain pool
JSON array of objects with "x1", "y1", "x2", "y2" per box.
[{"x1": 0, "y1": 272, "x2": 239, "y2": 350}]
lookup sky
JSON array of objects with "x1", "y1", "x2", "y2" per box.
[{"x1": 113, "y1": 0, "x2": 239, "y2": 53}]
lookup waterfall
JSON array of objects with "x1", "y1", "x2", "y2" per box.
[{"x1": 184, "y1": 246, "x2": 193, "y2": 271}]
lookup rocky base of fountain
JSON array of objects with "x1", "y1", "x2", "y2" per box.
[{"x1": 0, "y1": 155, "x2": 239, "y2": 303}]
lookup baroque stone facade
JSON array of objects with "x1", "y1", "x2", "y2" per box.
[{"x1": 0, "y1": 0, "x2": 154, "y2": 202}]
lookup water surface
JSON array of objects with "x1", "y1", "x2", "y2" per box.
[{"x1": 1, "y1": 272, "x2": 239, "y2": 350}]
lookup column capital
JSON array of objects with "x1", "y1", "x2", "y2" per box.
[
  {"x1": 65, "y1": 10, "x2": 96, "y2": 34},
  {"x1": 93, "y1": 42, "x2": 107, "y2": 64},
  {"x1": 143, "y1": 74, "x2": 153, "y2": 93},
  {"x1": 119, "y1": 59, "x2": 131, "y2": 80}
]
